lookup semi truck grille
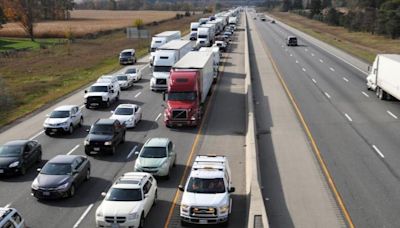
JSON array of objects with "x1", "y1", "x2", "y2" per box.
[
  {"x1": 87, "y1": 96, "x2": 102, "y2": 102},
  {"x1": 105, "y1": 216, "x2": 126, "y2": 223},
  {"x1": 190, "y1": 207, "x2": 217, "y2": 218},
  {"x1": 172, "y1": 110, "x2": 188, "y2": 119},
  {"x1": 156, "y1": 79, "x2": 167, "y2": 85}
]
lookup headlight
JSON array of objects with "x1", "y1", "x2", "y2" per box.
[
  {"x1": 104, "y1": 141, "x2": 113, "y2": 146},
  {"x1": 181, "y1": 204, "x2": 189, "y2": 212},
  {"x1": 128, "y1": 117, "x2": 134, "y2": 122},
  {"x1": 158, "y1": 160, "x2": 168, "y2": 168},
  {"x1": 60, "y1": 121, "x2": 68, "y2": 125},
  {"x1": 56, "y1": 182, "x2": 69, "y2": 190},
  {"x1": 96, "y1": 209, "x2": 103, "y2": 217},
  {"x1": 9, "y1": 161, "x2": 20, "y2": 168},
  {"x1": 127, "y1": 212, "x2": 139, "y2": 220},
  {"x1": 102, "y1": 96, "x2": 108, "y2": 101},
  {"x1": 219, "y1": 204, "x2": 229, "y2": 214},
  {"x1": 31, "y1": 179, "x2": 39, "y2": 190},
  {"x1": 84, "y1": 139, "x2": 90, "y2": 146},
  {"x1": 190, "y1": 115, "x2": 196, "y2": 121}
]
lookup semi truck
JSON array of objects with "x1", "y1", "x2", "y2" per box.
[
  {"x1": 190, "y1": 22, "x2": 200, "y2": 41},
  {"x1": 196, "y1": 27, "x2": 212, "y2": 48},
  {"x1": 207, "y1": 19, "x2": 224, "y2": 35},
  {"x1": 163, "y1": 51, "x2": 214, "y2": 127},
  {"x1": 150, "y1": 40, "x2": 192, "y2": 91},
  {"x1": 367, "y1": 54, "x2": 400, "y2": 100},
  {"x1": 199, "y1": 46, "x2": 220, "y2": 80},
  {"x1": 228, "y1": 16, "x2": 237, "y2": 25},
  {"x1": 149, "y1": 31, "x2": 181, "y2": 65}
]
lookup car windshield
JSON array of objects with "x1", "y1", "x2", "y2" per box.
[
  {"x1": 198, "y1": 35, "x2": 207, "y2": 39},
  {"x1": 140, "y1": 147, "x2": 167, "y2": 158},
  {"x1": 168, "y1": 92, "x2": 196, "y2": 101},
  {"x1": 89, "y1": 86, "x2": 108, "y2": 92},
  {"x1": 90, "y1": 124, "x2": 114, "y2": 134},
  {"x1": 154, "y1": 66, "x2": 171, "y2": 73},
  {"x1": 41, "y1": 163, "x2": 71, "y2": 175},
  {"x1": 115, "y1": 107, "x2": 133, "y2": 115},
  {"x1": 125, "y1": 68, "x2": 136, "y2": 74},
  {"x1": 117, "y1": 76, "x2": 128, "y2": 81},
  {"x1": 0, "y1": 145, "x2": 22, "y2": 157},
  {"x1": 50, "y1": 110, "x2": 70, "y2": 118},
  {"x1": 187, "y1": 178, "x2": 226, "y2": 193},
  {"x1": 121, "y1": 52, "x2": 132, "y2": 57},
  {"x1": 106, "y1": 188, "x2": 142, "y2": 201}
]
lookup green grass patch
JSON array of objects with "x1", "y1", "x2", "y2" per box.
[{"x1": 0, "y1": 37, "x2": 66, "y2": 51}]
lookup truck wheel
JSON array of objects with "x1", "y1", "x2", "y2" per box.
[
  {"x1": 378, "y1": 88, "x2": 386, "y2": 100},
  {"x1": 138, "y1": 214, "x2": 145, "y2": 228}
]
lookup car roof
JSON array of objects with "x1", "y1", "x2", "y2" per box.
[
  {"x1": 3, "y1": 140, "x2": 29, "y2": 146},
  {"x1": 96, "y1": 118, "x2": 117, "y2": 125},
  {"x1": 92, "y1": 82, "x2": 111, "y2": 86},
  {"x1": 54, "y1": 105, "x2": 76, "y2": 111},
  {"x1": 49, "y1": 155, "x2": 80, "y2": 164},
  {"x1": 122, "y1": 49, "x2": 135, "y2": 53},
  {"x1": 113, "y1": 172, "x2": 149, "y2": 189},
  {"x1": 288, "y1": 36, "x2": 297, "y2": 39},
  {"x1": 115, "y1": 104, "x2": 137, "y2": 109},
  {"x1": 190, "y1": 169, "x2": 224, "y2": 179},
  {"x1": 144, "y1": 138, "x2": 169, "y2": 147}
]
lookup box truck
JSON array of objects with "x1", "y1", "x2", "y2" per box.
[
  {"x1": 150, "y1": 40, "x2": 192, "y2": 91},
  {"x1": 199, "y1": 46, "x2": 220, "y2": 80},
  {"x1": 149, "y1": 31, "x2": 181, "y2": 65},
  {"x1": 163, "y1": 51, "x2": 214, "y2": 127},
  {"x1": 367, "y1": 54, "x2": 400, "y2": 100}
]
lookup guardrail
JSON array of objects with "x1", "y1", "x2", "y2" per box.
[{"x1": 244, "y1": 10, "x2": 270, "y2": 228}]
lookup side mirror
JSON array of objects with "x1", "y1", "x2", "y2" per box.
[
  {"x1": 228, "y1": 187, "x2": 235, "y2": 193},
  {"x1": 37, "y1": 168, "x2": 41, "y2": 173},
  {"x1": 86, "y1": 129, "x2": 90, "y2": 132},
  {"x1": 101, "y1": 192, "x2": 107, "y2": 197},
  {"x1": 178, "y1": 185, "x2": 184, "y2": 192},
  {"x1": 46, "y1": 113, "x2": 50, "y2": 117},
  {"x1": 110, "y1": 111, "x2": 114, "y2": 114},
  {"x1": 144, "y1": 193, "x2": 149, "y2": 198},
  {"x1": 72, "y1": 170, "x2": 79, "y2": 175},
  {"x1": 84, "y1": 90, "x2": 87, "y2": 93},
  {"x1": 134, "y1": 151, "x2": 140, "y2": 155}
]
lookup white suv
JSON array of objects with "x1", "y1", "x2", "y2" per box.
[
  {"x1": 84, "y1": 81, "x2": 120, "y2": 109},
  {"x1": 43, "y1": 105, "x2": 83, "y2": 135},
  {"x1": 96, "y1": 172, "x2": 157, "y2": 228},
  {"x1": 0, "y1": 207, "x2": 26, "y2": 228}
]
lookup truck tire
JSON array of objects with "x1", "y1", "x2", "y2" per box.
[{"x1": 378, "y1": 87, "x2": 386, "y2": 100}]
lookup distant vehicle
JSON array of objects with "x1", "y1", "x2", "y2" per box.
[
  {"x1": 149, "y1": 31, "x2": 181, "y2": 65},
  {"x1": 164, "y1": 51, "x2": 214, "y2": 127},
  {"x1": 0, "y1": 207, "x2": 26, "y2": 228},
  {"x1": 115, "y1": 74, "x2": 134, "y2": 89},
  {"x1": 84, "y1": 81, "x2": 120, "y2": 109},
  {"x1": 190, "y1": 22, "x2": 200, "y2": 41},
  {"x1": 31, "y1": 155, "x2": 90, "y2": 199},
  {"x1": 134, "y1": 138, "x2": 176, "y2": 178},
  {"x1": 253, "y1": 17, "x2": 257, "y2": 20},
  {"x1": 119, "y1": 49, "x2": 136, "y2": 65},
  {"x1": 286, "y1": 36, "x2": 298, "y2": 46},
  {"x1": 0, "y1": 140, "x2": 42, "y2": 176},
  {"x1": 198, "y1": 17, "x2": 209, "y2": 25},
  {"x1": 366, "y1": 54, "x2": 400, "y2": 100},
  {"x1": 196, "y1": 26, "x2": 214, "y2": 48},
  {"x1": 228, "y1": 16, "x2": 237, "y2": 25},
  {"x1": 271, "y1": 20, "x2": 276, "y2": 23},
  {"x1": 214, "y1": 40, "x2": 227, "y2": 52},
  {"x1": 223, "y1": 31, "x2": 233, "y2": 37},
  {"x1": 261, "y1": 17, "x2": 266, "y2": 21},
  {"x1": 124, "y1": 66, "x2": 143, "y2": 82},
  {"x1": 95, "y1": 172, "x2": 157, "y2": 228},
  {"x1": 84, "y1": 119, "x2": 126, "y2": 155},
  {"x1": 43, "y1": 105, "x2": 83, "y2": 135},
  {"x1": 110, "y1": 104, "x2": 142, "y2": 128},
  {"x1": 179, "y1": 155, "x2": 235, "y2": 226}
]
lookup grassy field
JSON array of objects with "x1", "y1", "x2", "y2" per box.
[
  {"x1": 268, "y1": 12, "x2": 400, "y2": 63},
  {"x1": 0, "y1": 14, "x2": 202, "y2": 127},
  {"x1": 0, "y1": 10, "x2": 180, "y2": 38},
  {"x1": 0, "y1": 38, "x2": 66, "y2": 51}
]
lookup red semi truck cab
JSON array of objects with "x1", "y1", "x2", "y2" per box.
[{"x1": 164, "y1": 70, "x2": 201, "y2": 127}]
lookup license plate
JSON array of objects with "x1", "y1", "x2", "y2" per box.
[
  {"x1": 91, "y1": 103, "x2": 99, "y2": 106},
  {"x1": 111, "y1": 224, "x2": 120, "y2": 228},
  {"x1": 199, "y1": 219, "x2": 207, "y2": 224},
  {"x1": 93, "y1": 147, "x2": 100, "y2": 151},
  {"x1": 0, "y1": 169, "x2": 3, "y2": 173},
  {"x1": 51, "y1": 129, "x2": 58, "y2": 132},
  {"x1": 42, "y1": 192, "x2": 50, "y2": 196},
  {"x1": 177, "y1": 123, "x2": 183, "y2": 127}
]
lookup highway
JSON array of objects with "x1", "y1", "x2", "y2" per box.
[
  {"x1": 250, "y1": 10, "x2": 400, "y2": 228},
  {"x1": 0, "y1": 16, "x2": 247, "y2": 228}
]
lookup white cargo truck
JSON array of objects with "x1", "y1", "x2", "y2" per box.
[
  {"x1": 179, "y1": 155, "x2": 235, "y2": 226},
  {"x1": 199, "y1": 46, "x2": 220, "y2": 80},
  {"x1": 196, "y1": 27, "x2": 212, "y2": 48},
  {"x1": 228, "y1": 16, "x2": 237, "y2": 25},
  {"x1": 149, "y1": 31, "x2": 181, "y2": 65},
  {"x1": 367, "y1": 54, "x2": 400, "y2": 100},
  {"x1": 150, "y1": 40, "x2": 192, "y2": 91},
  {"x1": 190, "y1": 22, "x2": 200, "y2": 41}
]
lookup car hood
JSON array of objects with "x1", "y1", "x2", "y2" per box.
[
  {"x1": 84, "y1": 92, "x2": 108, "y2": 98},
  {"x1": 0, "y1": 157, "x2": 20, "y2": 167},
  {"x1": 181, "y1": 192, "x2": 228, "y2": 207},
  {"x1": 86, "y1": 133, "x2": 113, "y2": 142},
  {"x1": 36, "y1": 174, "x2": 70, "y2": 188},
  {"x1": 98, "y1": 200, "x2": 142, "y2": 216},
  {"x1": 126, "y1": 73, "x2": 138, "y2": 77},
  {"x1": 137, "y1": 157, "x2": 167, "y2": 168},
  {"x1": 153, "y1": 72, "x2": 169, "y2": 79},
  {"x1": 44, "y1": 117, "x2": 69, "y2": 125},
  {"x1": 110, "y1": 115, "x2": 133, "y2": 122}
]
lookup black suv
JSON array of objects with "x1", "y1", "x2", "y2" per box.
[{"x1": 84, "y1": 119, "x2": 126, "y2": 155}]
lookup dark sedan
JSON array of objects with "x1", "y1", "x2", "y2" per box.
[
  {"x1": 0, "y1": 140, "x2": 42, "y2": 176},
  {"x1": 31, "y1": 155, "x2": 90, "y2": 199}
]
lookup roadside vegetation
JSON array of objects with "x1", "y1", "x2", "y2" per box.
[{"x1": 0, "y1": 14, "x2": 202, "y2": 128}]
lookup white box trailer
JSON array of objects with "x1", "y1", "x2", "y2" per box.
[
  {"x1": 199, "y1": 46, "x2": 220, "y2": 80},
  {"x1": 149, "y1": 31, "x2": 181, "y2": 65},
  {"x1": 367, "y1": 54, "x2": 400, "y2": 100}
]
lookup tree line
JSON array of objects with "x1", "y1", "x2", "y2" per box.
[{"x1": 277, "y1": 0, "x2": 400, "y2": 39}]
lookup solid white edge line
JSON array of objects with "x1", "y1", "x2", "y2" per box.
[
  {"x1": 319, "y1": 59, "x2": 324, "y2": 63},
  {"x1": 362, "y1": 91, "x2": 370, "y2": 97},
  {"x1": 387, "y1": 110, "x2": 398, "y2": 119},
  {"x1": 312, "y1": 78, "x2": 317, "y2": 84},
  {"x1": 29, "y1": 130, "x2": 44, "y2": 140},
  {"x1": 343, "y1": 77, "x2": 349, "y2": 82},
  {"x1": 324, "y1": 92, "x2": 331, "y2": 99},
  {"x1": 344, "y1": 113, "x2": 353, "y2": 122},
  {"x1": 330, "y1": 67, "x2": 335, "y2": 72},
  {"x1": 372, "y1": 145, "x2": 385, "y2": 158},
  {"x1": 302, "y1": 68, "x2": 306, "y2": 72},
  {"x1": 67, "y1": 145, "x2": 80, "y2": 155},
  {"x1": 73, "y1": 204, "x2": 94, "y2": 228},
  {"x1": 134, "y1": 92, "x2": 142, "y2": 98},
  {"x1": 127, "y1": 145, "x2": 138, "y2": 159},
  {"x1": 155, "y1": 113, "x2": 162, "y2": 121}
]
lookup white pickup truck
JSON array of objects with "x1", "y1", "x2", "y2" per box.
[{"x1": 179, "y1": 155, "x2": 235, "y2": 226}]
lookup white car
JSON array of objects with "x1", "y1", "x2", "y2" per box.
[
  {"x1": 43, "y1": 105, "x2": 83, "y2": 135},
  {"x1": 0, "y1": 207, "x2": 26, "y2": 228},
  {"x1": 84, "y1": 81, "x2": 120, "y2": 108},
  {"x1": 124, "y1": 67, "x2": 143, "y2": 82},
  {"x1": 110, "y1": 104, "x2": 142, "y2": 128},
  {"x1": 115, "y1": 74, "x2": 134, "y2": 89},
  {"x1": 213, "y1": 41, "x2": 227, "y2": 52},
  {"x1": 96, "y1": 172, "x2": 157, "y2": 228}
]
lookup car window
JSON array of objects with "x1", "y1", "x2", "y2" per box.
[
  {"x1": 75, "y1": 157, "x2": 84, "y2": 169},
  {"x1": 71, "y1": 159, "x2": 79, "y2": 170},
  {"x1": 2, "y1": 220, "x2": 16, "y2": 228},
  {"x1": 12, "y1": 212, "x2": 22, "y2": 224},
  {"x1": 168, "y1": 142, "x2": 173, "y2": 154},
  {"x1": 24, "y1": 143, "x2": 32, "y2": 153},
  {"x1": 143, "y1": 180, "x2": 152, "y2": 194}
]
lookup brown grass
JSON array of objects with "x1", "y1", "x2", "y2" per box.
[
  {"x1": 0, "y1": 10, "x2": 180, "y2": 38},
  {"x1": 269, "y1": 12, "x2": 400, "y2": 63}
]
